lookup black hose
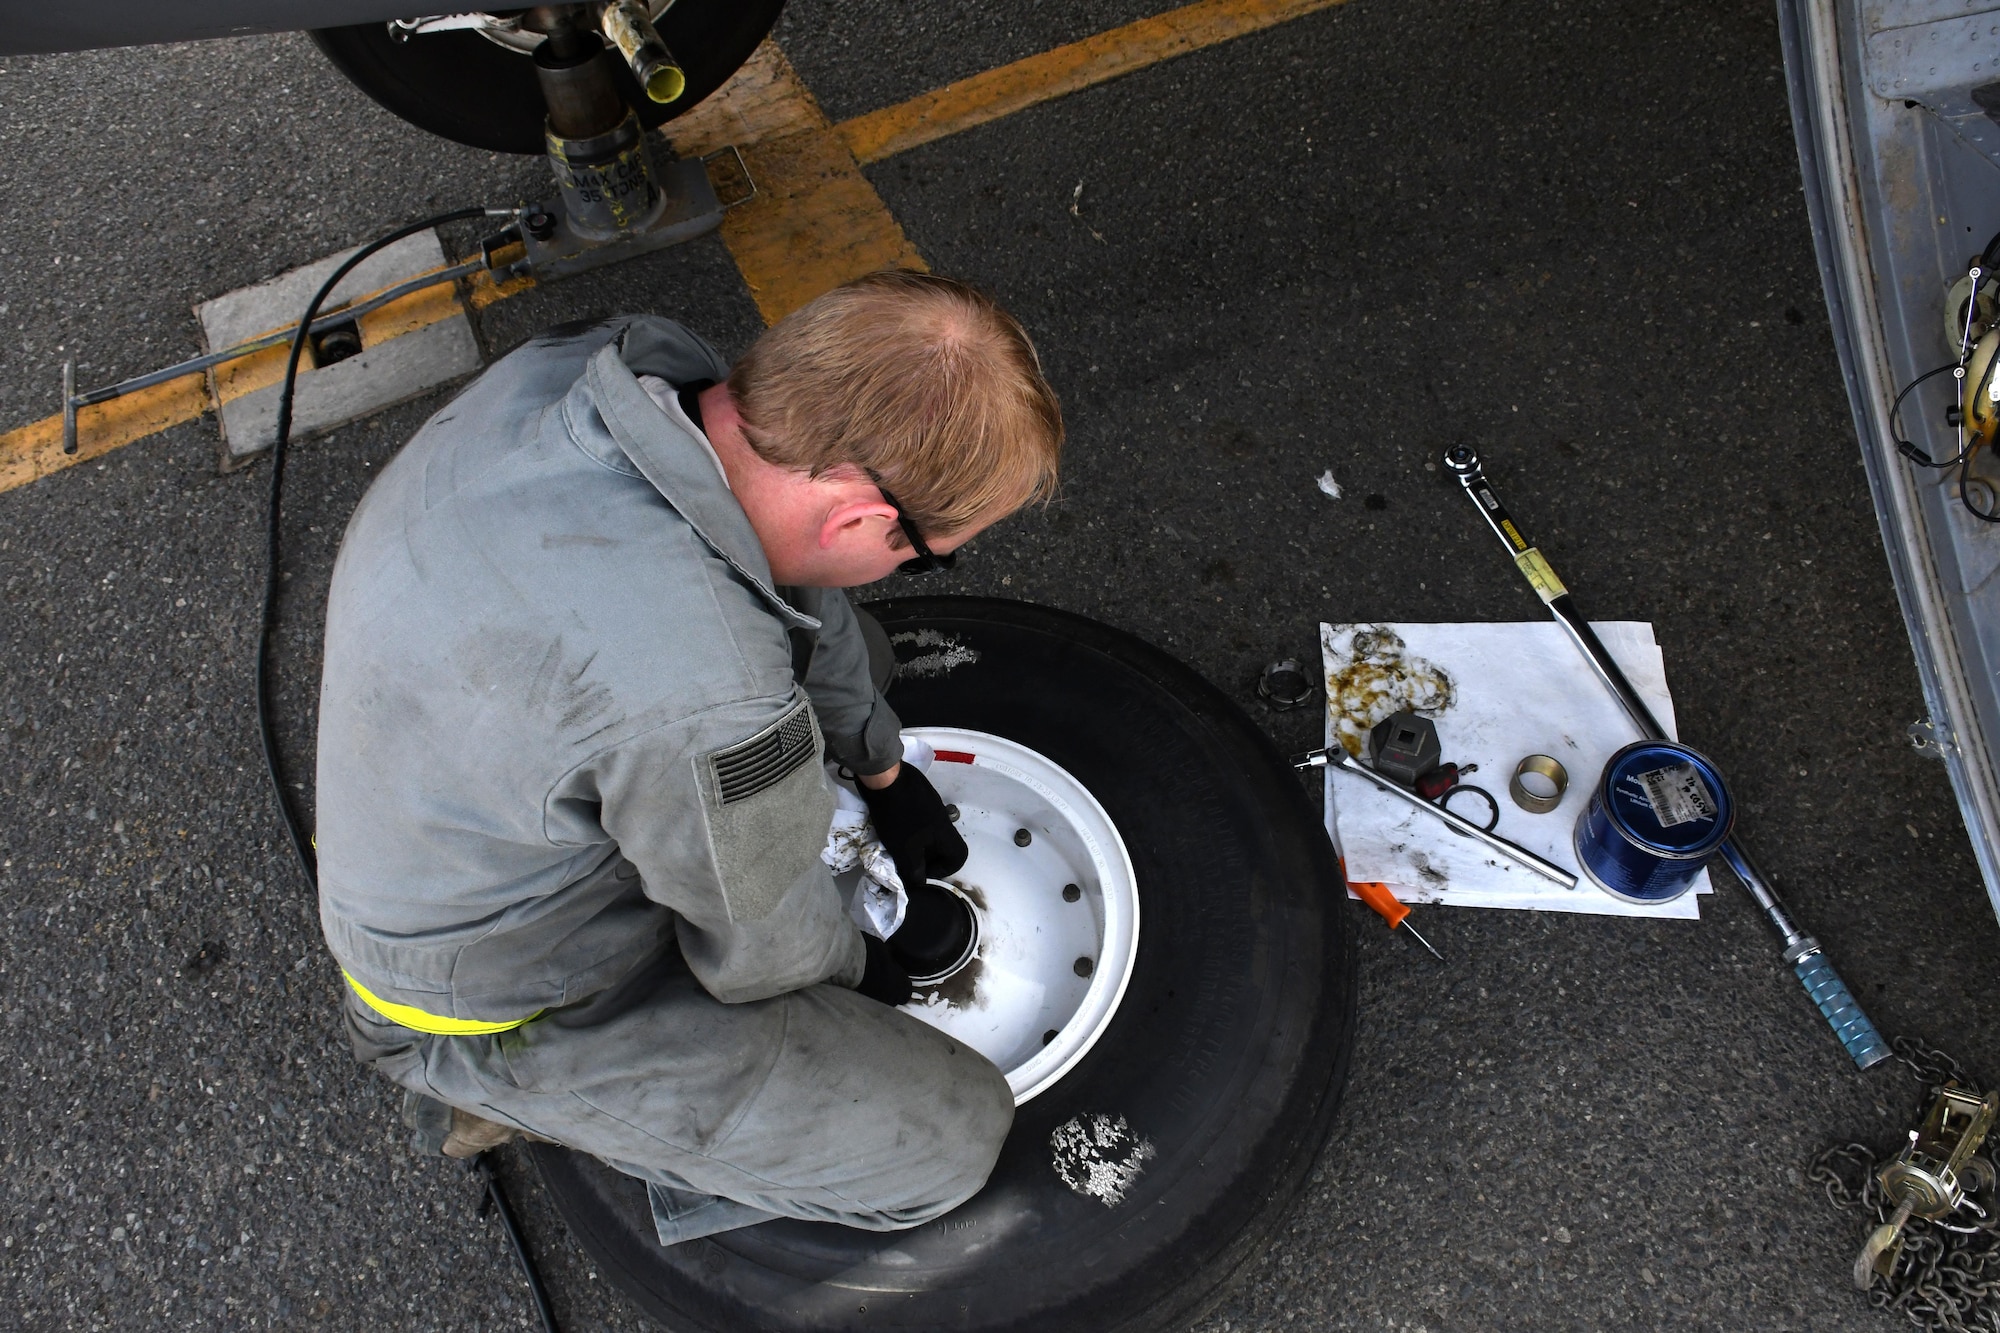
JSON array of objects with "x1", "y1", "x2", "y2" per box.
[
  {"x1": 253, "y1": 207, "x2": 561, "y2": 1333},
  {"x1": 1889, "y1": 361, "x2": 1964, "y2": 467},
  {"x1": 473, "y1": 1152, "x2": 562, "y2": 1333},
  {"x1": 1979, "y1": 228, "x2": 2000, "y2": 282},
  {"x1": 257, "y1": 205, "x2": 486, "y2": 892}
]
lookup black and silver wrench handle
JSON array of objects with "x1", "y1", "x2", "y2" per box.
[
  {"x1": 1296, "y1": 745, "x2": 1579, "y2": 888},
  {"x1": 1441, "y1": 444, "x2": 1891, "y2": 1070}
]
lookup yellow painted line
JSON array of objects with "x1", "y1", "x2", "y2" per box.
[
  {"x1": 664, "y1": 40, "x2": 828, "y2": 152},
  {"x1": 713, "y1": 131, "x2": 927, "y2": 324},
  {"x1": 209, "y1": 341, "x2": 290, "y2": 413},
  {"x1": 837, "y1": 0, "x2": 1352, "y2": 165},
  {"x1": 0, "y1": 374, "x2": 209, "y2": 494},
  {"x1": 467, "y1": 263, "x2": 536, "y2": 311},
  {"x1": 666, "y1": 43, "x2": 924, "y2": 325}
]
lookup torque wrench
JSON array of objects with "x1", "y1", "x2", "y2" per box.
[
  {"x1": 1295, "y1": 745, "x2": 1580, "y2": 889},
  {"x1": 1442, "y1": 443, "x2": 1891, "y2": 1070}
]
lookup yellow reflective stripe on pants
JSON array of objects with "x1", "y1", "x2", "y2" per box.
[{"x1": 341, "y1": 970, "x2": 540, "y2": 1036}]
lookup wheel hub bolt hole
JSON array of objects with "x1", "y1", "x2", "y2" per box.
[
  {"x1": 1062, "y1": 883, "x2": 1080, "y2": 902},
  {"x1": 945, "y1": 804, "x2": 959, "y2": 822},
  {"x1": 1074, "y1": 957, "x2": 1094, "y2": 977},
  {"x1": 1014, "y1": 828, "x2": 1033, "y2": 847},
  {"x1": 1042, "y1": 1029, "x2": 1058, "y2": 1045}
]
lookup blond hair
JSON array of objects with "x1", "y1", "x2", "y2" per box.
[{"x1": 728, "y1": 270, "x2": 1063, "y2": 541}]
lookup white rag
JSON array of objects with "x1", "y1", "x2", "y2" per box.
[{"x1": 821, "y1": 736, "x2": 937, "y2": 938}]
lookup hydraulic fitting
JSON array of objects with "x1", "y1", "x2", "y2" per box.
[{"x1": 601, "y1": 0, "x2": 687, "y2": 105}]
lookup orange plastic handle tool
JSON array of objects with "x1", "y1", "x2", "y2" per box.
[{"x1": 1350, "y1": 879, "x2": 1410, "y2": 930}]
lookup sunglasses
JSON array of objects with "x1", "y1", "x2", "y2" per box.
[{"x1": 869, "y1": 474, "x2": 958, "y2": 575}]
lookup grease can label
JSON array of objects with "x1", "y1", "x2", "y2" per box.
[{"x1": 1572, "y1": 741, "x2": 1734, "y2": 904}]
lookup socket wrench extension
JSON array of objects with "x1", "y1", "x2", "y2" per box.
[{"x1": 1295, "y1": 745, "x2": 1579, "y2": 888}]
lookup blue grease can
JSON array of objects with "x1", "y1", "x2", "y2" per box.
[{"x1": 1572, "y1": 741, "x2": 1735, "y2": 904}]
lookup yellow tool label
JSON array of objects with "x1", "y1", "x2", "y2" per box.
[
  {"x1": 1514, "y1": 547, "x2": 1568, "y2": 603},
  {"x1": 1498, "y1": 518, "x2": 1529, "y2": 553}
]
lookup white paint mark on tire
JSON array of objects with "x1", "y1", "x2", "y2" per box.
[
  {"x1": 1049, "y1": 1113, "x2": 1156, "y2": 1207},
  {"x1": 890, "y1": 629, "x2": 981, "y2": 678}
]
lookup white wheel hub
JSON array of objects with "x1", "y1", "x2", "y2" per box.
[{"x1": 885, "y1": 728, "x2": 1139, "y2": 1105}]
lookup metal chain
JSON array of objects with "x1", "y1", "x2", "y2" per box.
[
  {"x1": 1896, "y1": 1037, "x2": 1972, "y2": 1090},
  {"x1": 1810, "y1": 1038, "x2": 2000, "y2": 1332}
]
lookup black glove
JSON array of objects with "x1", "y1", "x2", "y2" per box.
[
  {"x1": 856, "y1": 933, "x2": 913, "y2": 1007},
  {"x1": 858, "y1": 763, "x2": 968, "y2": 890}
]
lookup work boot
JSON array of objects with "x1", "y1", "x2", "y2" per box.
[
  {"x1": 442, "y1": 1107, "x2": 529, "y2": 1158},
  {"x1": 401, "y1": 1088, "x2": 453, "y2": 1155},
  {"x1": 400, "y1": 1088, "x2": 544, "y2": 1158}
]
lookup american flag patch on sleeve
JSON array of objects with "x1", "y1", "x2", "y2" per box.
[{"x1": 709, "y1": 702, "x2": 820, "y2": 805}]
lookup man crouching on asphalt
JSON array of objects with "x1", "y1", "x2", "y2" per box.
[{"x1": 313, "y1": 270, "x2": 1063, "y2": 1245}]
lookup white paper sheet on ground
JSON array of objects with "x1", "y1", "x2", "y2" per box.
[{"x1": 1320, "y1": 621, "x2": 1713, "y2": 919}]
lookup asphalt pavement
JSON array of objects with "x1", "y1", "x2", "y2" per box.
[{"x1": 2, "y1": 0, "x2": 1997, "y2": 1329}]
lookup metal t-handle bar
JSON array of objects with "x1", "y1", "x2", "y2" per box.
[{"x1": 1440, "y1": 443, "x2": 1891, "y2": 1069}]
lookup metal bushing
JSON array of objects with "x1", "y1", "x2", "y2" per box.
[{"x1": 1508, "y1": 754, "x2": 1569, "y2": 814}]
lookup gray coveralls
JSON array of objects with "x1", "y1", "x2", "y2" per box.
[{"x1": 314, "y1": 316, "x2": 1013, "y2": 1239}]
